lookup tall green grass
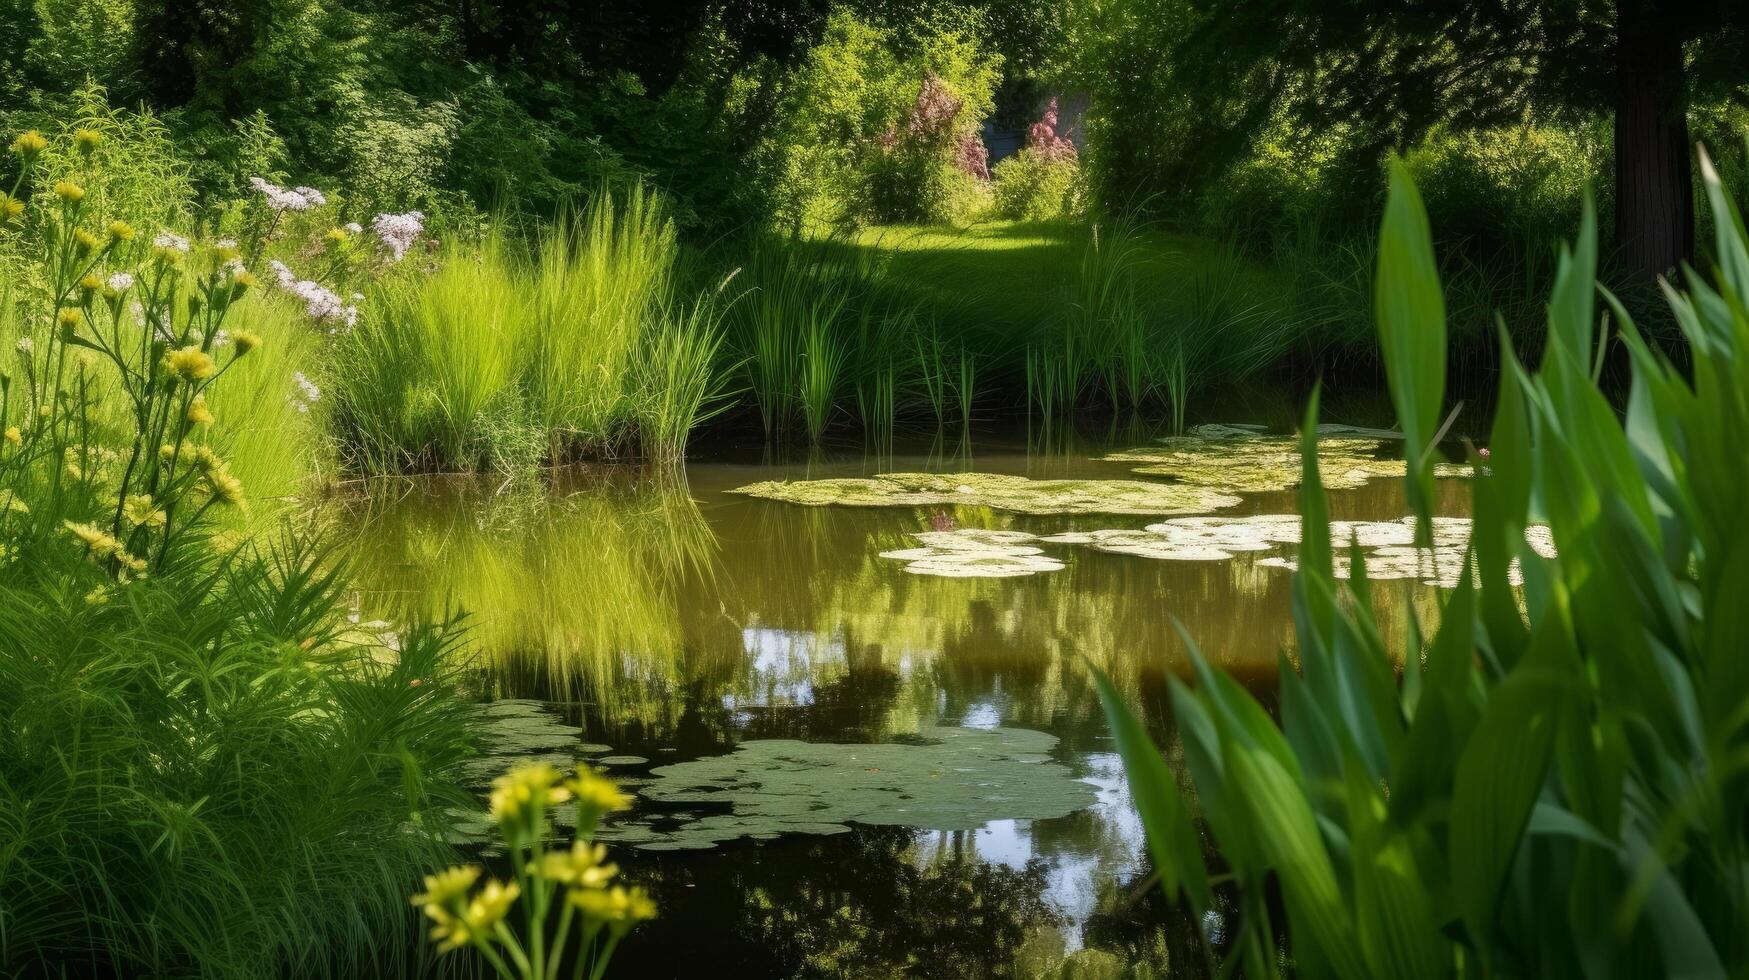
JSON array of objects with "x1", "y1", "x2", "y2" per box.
[
  {"x1": 1097, "y1": 154, "x2": 1749, "y2": 976},
  {"x1": 0, "y1": 529, "x2": 477, "y2": 978},
  {"x1": 328, "y1": 186, "x2": 725, "y2": 472}
]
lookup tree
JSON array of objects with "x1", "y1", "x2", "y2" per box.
[{"x1": 1172, "y1": 0, "x2": 1748, "y2": 278}]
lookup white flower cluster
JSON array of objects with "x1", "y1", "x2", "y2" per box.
[
  {"x1": 371, "y1": 210, "x2": 424, "y2": 261},
  {"x1": 153, "y1": 231, "x2": 190, "y2": 253},
  {"x1": 106, "y1": 272, "x2": 134, "y2": 292},
  {"x1": 15, "y1": 337, "x2": 33, "y2": 356},
  {"x1": 249, "y1": 177, "x2": 326, "y2": 213},
  {"x1": 268, "y1": 260, "x2": 359, "y2": 332},
  {"x1": 290, "y1": 372, "x2": 322, "y2": 413}
]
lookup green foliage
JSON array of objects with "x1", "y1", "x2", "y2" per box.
[
  {"x1": 992, "y1": 149, "x2": 1082, "y2": 222},
  {"x1": 0, "y1": 538, "x2": 476, "y2": 978},
  {"x1": 1098, "y1": 157, "x2": 1749, "y2": 976},
  {"x1": 767, "y1": 8, "x2": 1000, "y2": 229},
  {"x1": 327, "y1": 186, "x2": 726, "y2": 471},
  {"x1": 0, "y1": 124, "x2": 474, "y2": 979}
]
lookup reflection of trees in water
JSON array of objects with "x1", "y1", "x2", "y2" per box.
[{"x1": 614, "y1": 827, "x2": 1058, "y2": 978}]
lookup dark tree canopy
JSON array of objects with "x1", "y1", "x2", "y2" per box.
[{"x1": 1180, "y1": 0, "x2": 1749, "y2": 276}]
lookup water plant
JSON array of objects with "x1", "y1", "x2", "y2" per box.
[{"x1": 1096, "y1": 155, "x2": 1749, "y2": 976}]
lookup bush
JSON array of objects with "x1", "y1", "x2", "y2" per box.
[
  {"x1": 767, "y1": 9, "x2": 1000, "y2": 229},
  {"x1": 992, "y1": 98, "x2": 1083, "y2": 221},
  {"x1": 1098, "y1": 155, "x2": 1749, "y2": 976}
]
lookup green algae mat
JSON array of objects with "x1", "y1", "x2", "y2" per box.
[
  {"x1": 595, "y1": 726, "x2": 1096, "y2": 851},
  {"x1": 732, "y1": 471, "x2": 1242, "y2": 516}
]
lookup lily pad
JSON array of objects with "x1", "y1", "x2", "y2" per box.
[
  {"x1": 884, "y1": 517, "x2": 1554, "y2": 589},
  {"x1": 879, "y1": 530, "x2": 1066, "y2": 578},
  {"x1": 597, "y1": 755, "x2": 649, "y2": 766},
  {"x1": 732, "y1": 472, "x2": 1242, "y2": 516},
  {"x1": 612, "y1": 726, "x2": 1095, "y2": 850}
]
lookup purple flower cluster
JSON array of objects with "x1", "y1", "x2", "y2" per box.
[
  {"x1": 906, "y1": 74, "x2": 963, "y2": 143},
  {"x1": 269, "y1": 260, "x2": 359, "y2": 332},
  {"x1": 371, "y1": 211, "x2": 424, "y2": 262},
  {"x1": 249, "y1": 177, "x2": 327, "y2": 212},
  {"x1": 955, "y1": 133, "x2": 990, "y2": 180},
  {"x1": 1026, "y1": 98, "x2": 1077, "y2": 165}
]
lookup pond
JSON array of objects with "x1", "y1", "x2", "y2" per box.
[{"x1": 331, "y1": 414, "x2": 1473, "y2": 978}]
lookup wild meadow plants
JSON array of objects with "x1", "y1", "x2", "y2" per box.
[
  {"x1": 412, "y1": 763, "x2": 654, "y2": 980},
  {"x1": 0, "y1": 128, "x2": 477, "y2": 977},
  {"x1": 1097, "y1": 154, "x2": 1749, "y2": 976}
]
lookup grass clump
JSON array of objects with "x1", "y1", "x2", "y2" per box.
[{"x1": 328, "y1": 184, "x2": 727, "y2": 473}]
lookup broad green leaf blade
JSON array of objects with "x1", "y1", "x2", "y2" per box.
[
  {"x1": 1089, "y1": 664, "x2": 1212, "y2": 910},
  {"x1": 1374, "y1": 160, "x2": 1446, "y2": 541}
]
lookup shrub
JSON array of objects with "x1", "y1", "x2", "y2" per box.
[
  {"x1": 767, "y1": 9, "x2": 999, "y2": 229},
  {"x1": 992, "y1": 97, "x2": 1083, "y2": 221},
  {"x1": 1097, "y1": 155, "x2": 1749, "y2": 976}
]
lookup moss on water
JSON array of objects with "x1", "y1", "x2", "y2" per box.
[
  {"x1": 733, "y1": 471, "x2": 1243, "y2": 516},
  {"x1": 1102, "y1": 425, "x2": 1471, "y2": 492}
]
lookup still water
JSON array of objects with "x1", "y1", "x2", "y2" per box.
[{"x1": 332, "y1": 419, "x2": 1468, "y2": 978}]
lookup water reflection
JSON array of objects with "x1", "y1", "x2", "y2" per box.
[{"x1": 330, "y1": 426, "x2": 1464, "y2": 977}]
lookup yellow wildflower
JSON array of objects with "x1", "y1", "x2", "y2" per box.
[
  {"x1": 10, "y1": 131, "x2": 47, "y2": 159},
  {"x1": 186, "y1": 395, "x2": 215, "y2": 427},
  {"x1": 189, "y1": 443, "x2": 222, "y2": 474},
  {"x1": 565, "y1": 768, "x2": 632, "y2": 816},
  {"x1": 65, "y1": 520, "x2": 120, "y2": 559},
  {"x1": 0, "y1": 193, "x2": 23, "y2": 225},
  {"x1": 488, "y1": 762, "x2": 571, "y2": 828},
  {"x1": 569, "y1": 885, "x2": 655, "y2": 926},
  {"x1": 325, "y1": 227, "x2": 348, "y2": 243},
  {"x1": 73, "y1": 129, "x2": 101, "y2": 155},
  {"x1": 538, "y1": 841, "x2": 618, "y2": 889},
  {"x1": 213, "y1": 241, "x2": 242, "y2": 263},
  {"x1": 107, "y1": 220, "x2": 135, "y2": 241},
  {"x1": 465, "y1": 879, "x2": 519, "y2": 931},
  {"x1": 5, "y1": 496, "x2": 28, "y2": 514},
  {"x1": 73, "y1": 228, "x2": 101, "y2": 254},
  {"x1": 122, "y1": 494, "x2": 166, "y2": 529},
  {"x1": 119, "y1": 552, "x2": 148, "y2": 575},
  {"x1": 411, "y1": 865, "x2": 481, "y2": 909},
  {"x1": 79, "y1": 273, "x2": 102, "y2": 293},
  {"x1": 204, "y1": 466, "x2": 245, "y2": 506},
  {"x1": 230, "y1": 269, "x2": 255, "y2": 297},
  {"x1": 232, "y1": 330, "x2": 261, "y2": 354},
  {"x1": 163, "y1": 345, "x2": 216, "y2": 381},
  {"x1": 53, "y1": 181, "x2": 85, "y2": 204},
  {"x1": 4, "y1": 426, "x2": 20, "y2": 446},
  {"x1": 83, "y1": 585, "x2": 109, "y2": 606}
]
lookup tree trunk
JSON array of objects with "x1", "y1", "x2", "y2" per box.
[{"x1": 1613, "y1": 0, "x2": 1693, "y2": 280}]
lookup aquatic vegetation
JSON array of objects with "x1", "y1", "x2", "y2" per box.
[
  {"x1": 1098, "y1": 162, "x2": 1749, "y2": 976},
  {"x1": 414, "y1": 761, "x2": 652, "y2": 980},
  {"x1": 598, "y1": 726, "x2": 1096, "y2": 850},
  {"x1": 890, "y1": 517, "x2": 1554, "y2": 587},
  {"x1": 732, "y1": 471, "x2": 1243, "y2": 516},
  {"x1": 880, "y1": 528, "x2": 1066, "y2": 578}
]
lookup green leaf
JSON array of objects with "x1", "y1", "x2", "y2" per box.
[
  {"x1": 1374, "y1": 160, "x2": 1446, "y2": 541},
  {"x1": 1089, "y1": 664, "x2": 1212, "y2": 910}
]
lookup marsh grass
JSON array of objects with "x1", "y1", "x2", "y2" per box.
[{"x1": 329, "y1": 186, "x2": 726, "y2": 472}]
